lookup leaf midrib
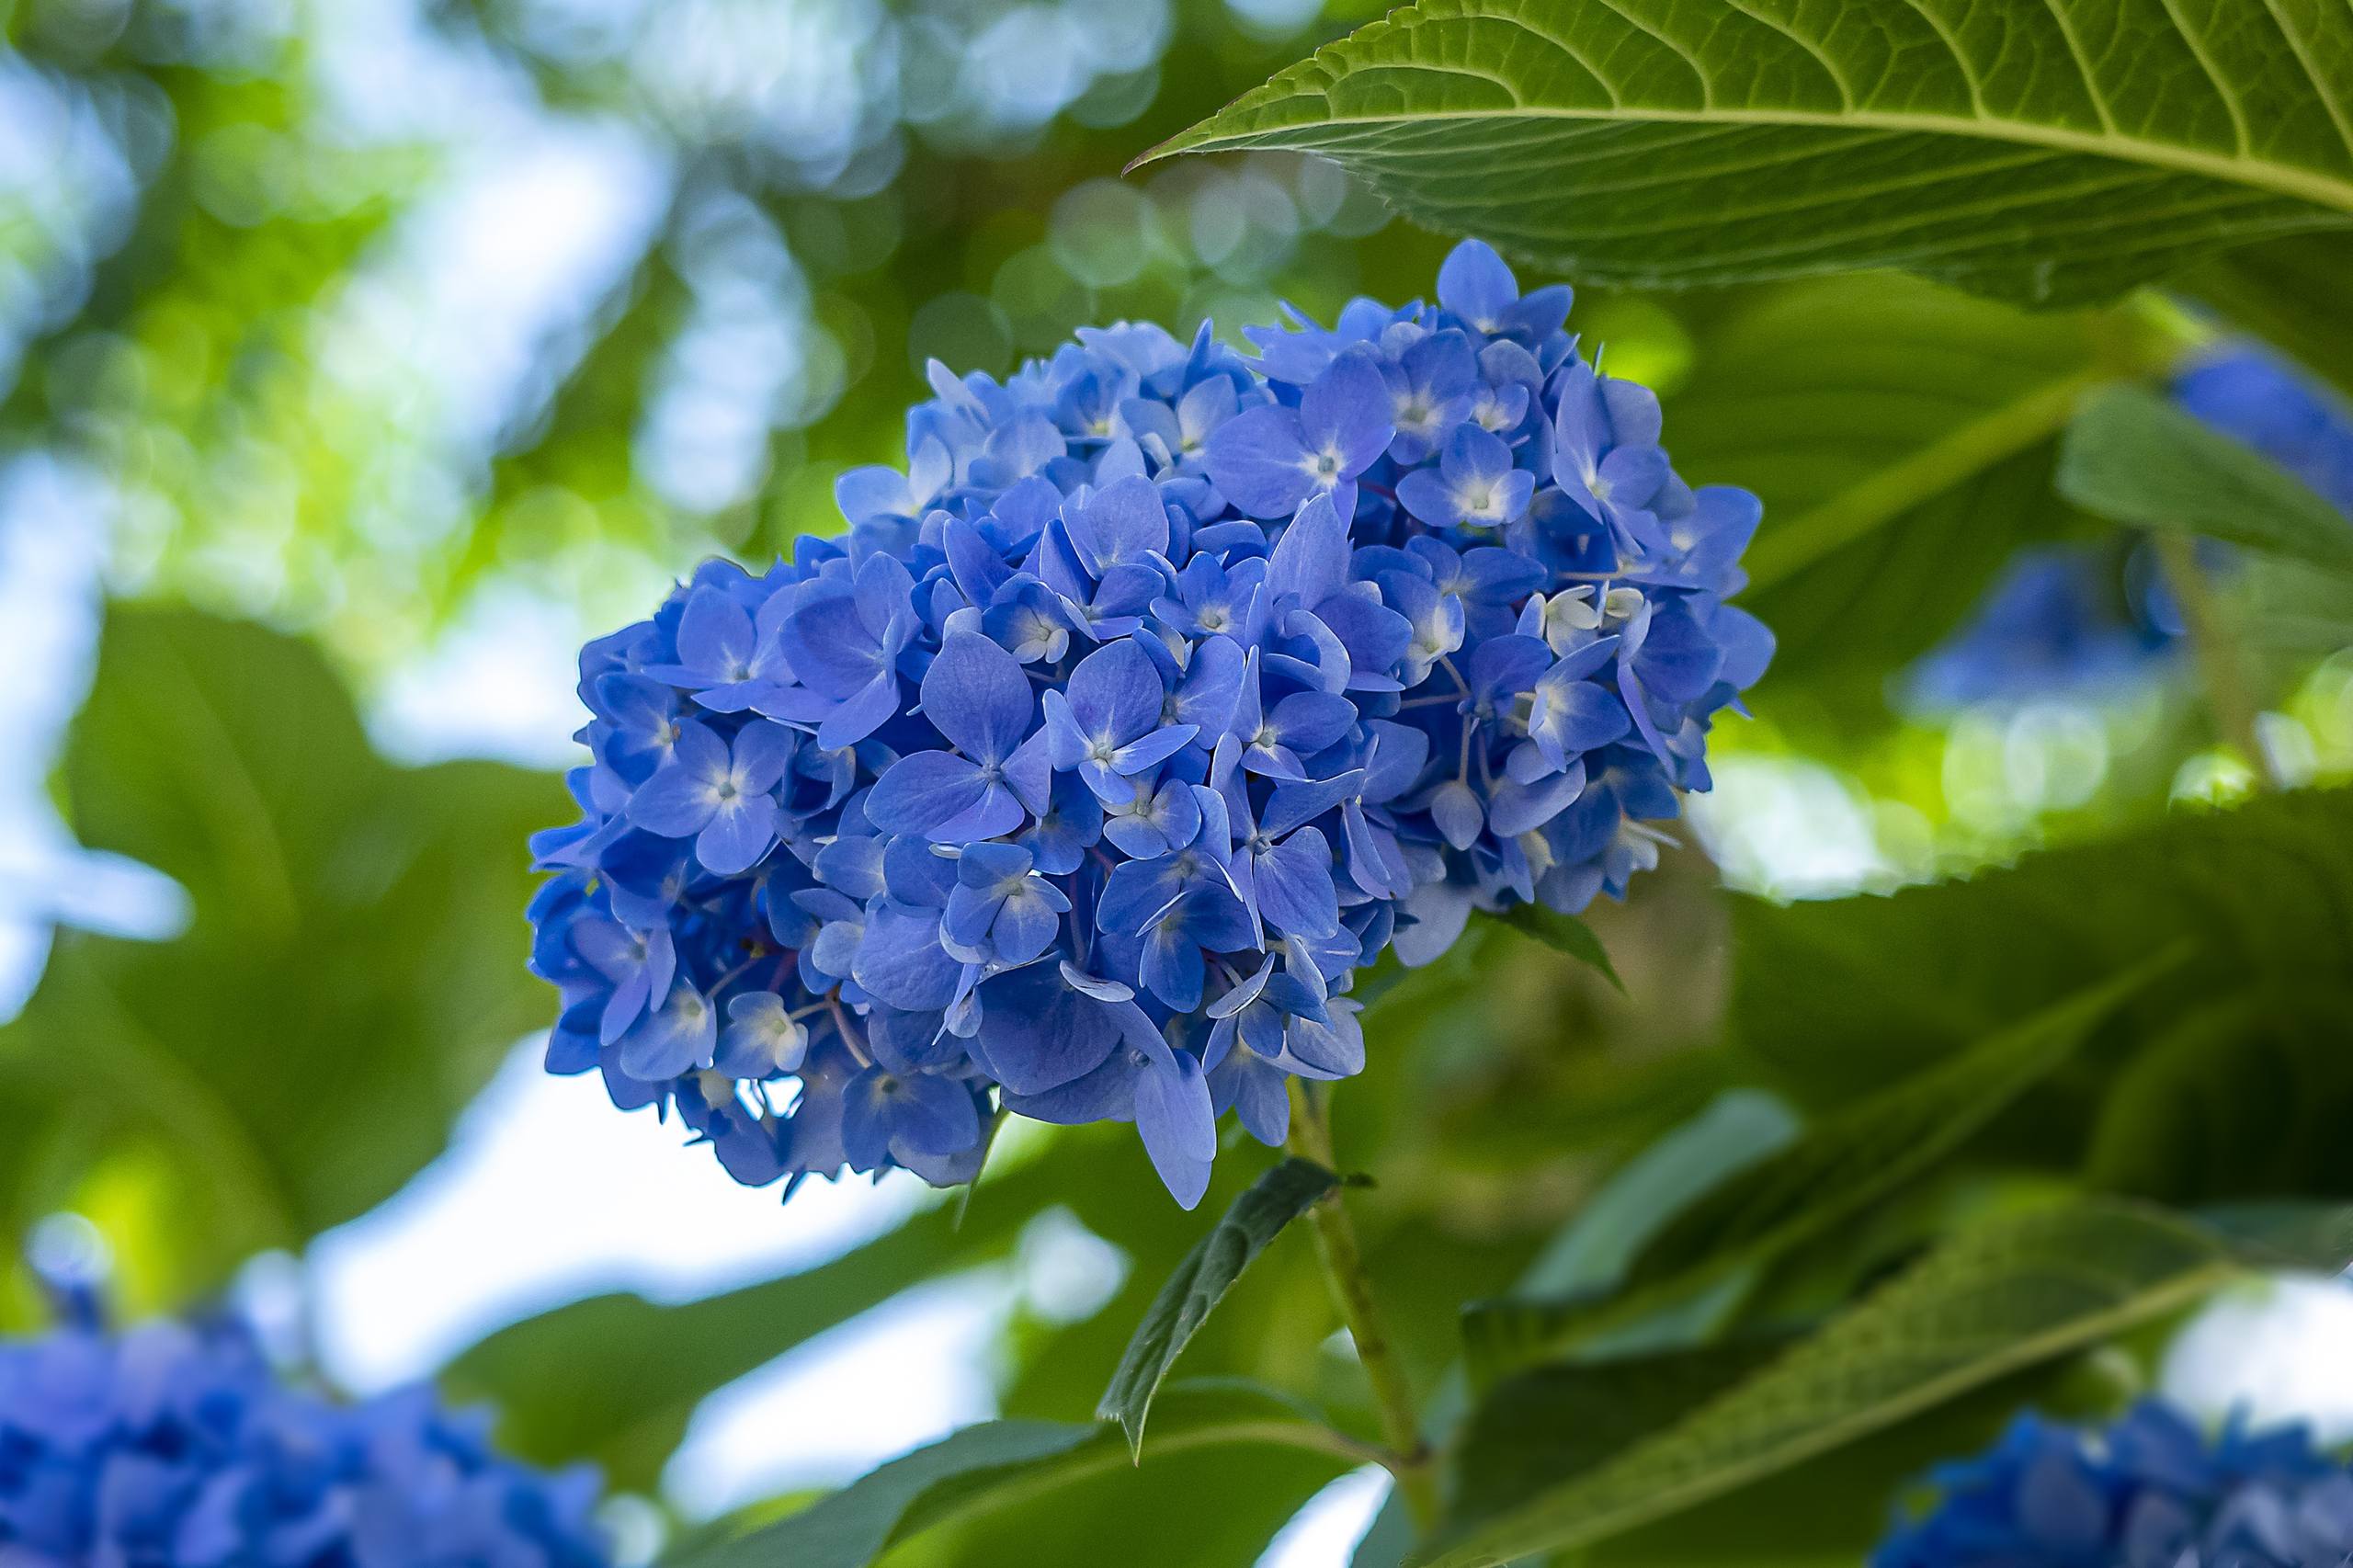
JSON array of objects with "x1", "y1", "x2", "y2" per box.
[
  {"x1": 1424, "y1": 1249, "x2": 2238, "y2": 1567},
  {"x1": 1147, "y1": 103, "x2": 2353, "y2": 220}
]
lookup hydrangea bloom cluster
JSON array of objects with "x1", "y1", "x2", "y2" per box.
[
  {"x1": 1873, "y1": 1402, "x2": 2353, "y2": 1568},
  {"x1": 0, "y1": 1311, "x2": 608, "y2": 1566},
  {"x1": 529, "y1": 240, "x2": 1770, "y2": 1207},
  {"x1": 1910, "y1": 345, "x2": 2353, "y2": 710}
]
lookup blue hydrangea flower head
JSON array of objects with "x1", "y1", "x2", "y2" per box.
[
  {"x1": 1873, "y1": 1402, "x2": 2353, "y2": 1568},
  {"x1": 0, "y1": 1305, "x2": 609, "y2": 1566},
  {"x1": 529, "y1": 239, "x2": 1773, "y2": 1208}
]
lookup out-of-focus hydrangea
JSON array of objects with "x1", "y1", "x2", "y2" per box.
[
  {"x1": 0, "y1": 1300, "x2": 609, "y2": 1567},
  {"x1": 1907, "y1": 345, "x2": 2353, "y2": 710},
  {"x1": 528, "y1": 240, "x2": 1771, "y2": 1207},
  {"x1": 1872, "y1": 1402, "x2": 2353, "y2": 1568}
]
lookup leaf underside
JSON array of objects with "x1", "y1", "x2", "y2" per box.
[{"x1": 1142, "y1": 0, "x2": 2353, "y2": 305}]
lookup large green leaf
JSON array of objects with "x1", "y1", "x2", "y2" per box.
[
  {"x1": 1664, "y1": 273, "x2": 2132, "y2": 731},
  {"x1": 1734, "y1": 788, "x2": 2353, "y2": 1109},
  {"x1": 1448, "y1": 1335, "x2": 1792, "y2": 1534},
  {"x1": 666, "y1": 1381, "x2": 1365, "y2": 1568},
  {"x1": 1141, "y1": 0, "x2": 2353, "y2": 305},
  {"x1": 1097, "y1": 1157, "x2": 1338, "y2": 1456},
  {"x1": 2086, "y1": 991, "x2": 2353, "y2": 1203},
  {"x1": 2058, "y1": 382, "x2": 2353, "y2": 573},
  {"x1": 2182, "y1": 230, "x2": 2353, "y2": 400},
  {"x1": 1417, "y1": 1199, "x2": 2314, "y2": 1568},
  {"x1": 0, "y1": 608, "x2": 564, "y2": 1299},
  {"x1": 1462, "y1": 963, "x2": 2163, "y2": 1384}
]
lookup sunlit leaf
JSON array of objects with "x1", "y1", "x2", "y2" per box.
[{"x1": 1142, "y1": 0, "x2": 2353, "y2": 305}]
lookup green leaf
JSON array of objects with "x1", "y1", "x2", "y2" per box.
[
  {"x1": 1491, "y1": 904, "x2": 1623, "y2": 993},
  {"x1": 1417, "y1": 1199, "x2": 2279, "y2": 1568},
  {"x1": 2058, "y1": 382, "x2": 2353, "y2": 573},
  {"x1": 1448, "y1": 1335, "x2": 1794, "y2": 1535},
  {"x1": 2193, "y1": 1199, "x2": 2353, "y2": 1272},
  {"x1": 665, "y1": 1381, "x2": 1364, "y2": 1568},
  {"x1": 0, "y1": 608, "x2": 564, "y2": 1299},
  {"x1": 1513, "y1": 1090, "x2": 1799, "y2": 1302},
  {"x1": 1462, "y1": 962, "x2": 2165, "y2": 1384},
  {"x1": 1660, "y1": 274, "x2": 2150, "y2": 732},
  {"x1": 1140, "y1": 0, "x2": 2353, "y2": 306},
  {"x1": 2085, "y1": 991, "x2": 2353, "y2": 1203},
  {"x1": 2182, "y1": 231, "x2": 2353, "y2": 401},
  {"x1": 1097, "y1": 1157, "x2": 1338, "y2": 1457},
  {"x1": 1734, "y1": 789, "x2": 2353, "y2": 1108}
]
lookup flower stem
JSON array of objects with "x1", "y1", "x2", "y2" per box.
[
  {"x1": 1284, "y1": 1081, "x2": 1440, "y2": 1529},
  {"x1": 2153, "y1": 533, "x2": 2278, "y2": 790}
]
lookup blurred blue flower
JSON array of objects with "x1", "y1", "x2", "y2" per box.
[
  {"x1": 0, "y1": 1305, "x2": 608, "y2": 1568},
  {"x1": 1873, "y1": 1401, "x2": 2353, "y2": 1568},
  {"x1": 1908, "y1": 344, "x2": 2353, "y2": 710},
  {"x1": 529, "y1": 239, "x2": 1769, "y2": 1207}
]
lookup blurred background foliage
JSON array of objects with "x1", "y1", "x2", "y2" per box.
[{"x1": 3, "y1": 1, "x2": 2352, "y2": 1565}]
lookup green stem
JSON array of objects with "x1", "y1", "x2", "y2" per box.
[
  {"x1": 1285, "y1": 1081, "x2": 1441, "y2": 1529},
  {"x1": 2153, "y1": 532, "x2": 2278, "y2": 790}
]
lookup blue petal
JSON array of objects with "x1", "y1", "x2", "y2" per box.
[
  {"x1": 852, "y1": 900, "x2": 963, "y2": 1011},
  {"x1": 1437, "y1": 238, "x2": 1518, "y2": 331},
  {"x1": 618, "y1": 983, "x2": 717, "y2": 1081},
  {"x1": 677, "y1": 584, "x2": 756, "y2": 678},
  {"x1": 816, "y1": 669, "x2": 902, "y2": 751},
  {"x1": 1252, "y1": 826, "x2": 1339, "y2": 938},
  {"x1": 628, "y1": 758, "x2": 719, "y2": 838},
  {"x1": 972, "y1": 965, "x2": 1120, "y2": 1094},
  {"x1": 1132, "y1": 1045, "x2": 1215, "y2": 1210},
  {"x1": 1299, "y1": 347, "x2": 1394, "y2": 476},
  {"x1": 695, "y1": 793, "x2": 778, "y2": 875},
  {"x1": 864, "y1": 751, "x2": 989, "y2": 840},
  {"x1": 1203, "y1": 403, "x2": 1313, "y2": 519},
  {"x1": 922, "y1": 630, "x2": 1034, "y2": 764}
]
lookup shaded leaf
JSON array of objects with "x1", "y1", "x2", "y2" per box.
[
  {"x1": 2086, "y1": 990, "x2": 2353, "y2": 1203},
  {"x1": 1463, "y1": 963, "x2": 2164, "y2": 1384},
  {"x1": 1418, "y1": 1200, "x2": 2289, "y2": 1568},
  {"x1": 667, "y1": 1381, "x2": 1364, "y2": 1568},
  {"x1": 1097, "y1": 1156, "x2": 1339, "y2": 1456},
  {"x1": 1142, "y1": 0, "x2": 2353, "y2": 306},
  {"x1": 1491, "y1": 905, "x2": 1623, "y2": 994},
  {"x1": 2058, "y1": 382, "x2": 2353, "y2": 573},
  {"x1": 2183, "y1": 231, "x2": 2353, "y2": 401},
  {"x1": 1665, "y1": 274, "x2": 2138, "y2": 733},
  {"x1": 1449, "y1": 1335, "x2": 1794, "y2": 1534},
  {"x1": 1734, "y1": 789, "x2": 2353, "y2": 1107}
]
